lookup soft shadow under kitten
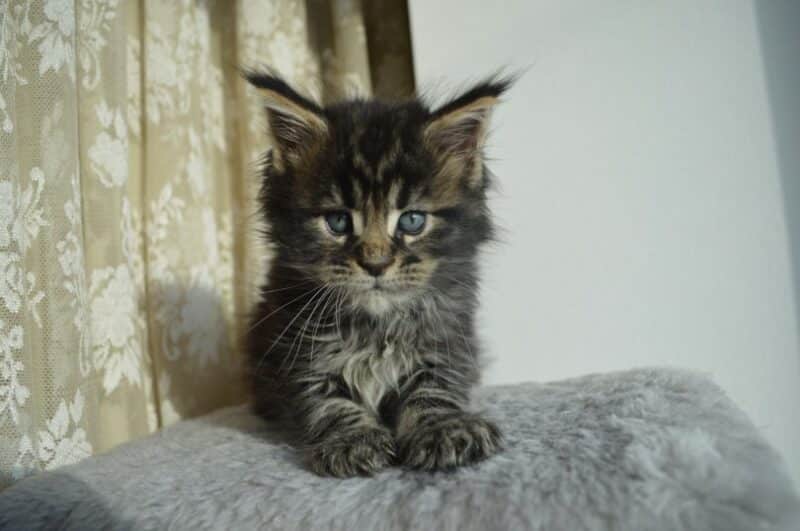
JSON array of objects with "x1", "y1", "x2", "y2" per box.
[{"x1": 246, "y1": 72, "x2": 511, "y2": 477}]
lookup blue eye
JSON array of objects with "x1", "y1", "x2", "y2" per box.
[
  {"x1": 397, "y1": 211, "x2": 427, "y2": 235},
  {"x1": 324, "y1": 211, "x2": 352, "y2": 235}
]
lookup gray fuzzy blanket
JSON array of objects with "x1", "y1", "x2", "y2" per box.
[{"x1": 1, "y1": 368, "x2": 798, "y2": 530}]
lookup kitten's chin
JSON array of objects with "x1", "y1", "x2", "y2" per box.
[{"x1": 353, "y1": 288, "x2": 413, "y2": 316}]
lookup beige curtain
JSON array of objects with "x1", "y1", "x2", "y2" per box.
[{"x1": 0, "y1": 0, "x2": 414, "y2": 487}]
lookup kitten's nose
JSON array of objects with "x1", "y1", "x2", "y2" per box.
[{"x1": 357, "y1": 255, "x2": 394, "y2": 277}]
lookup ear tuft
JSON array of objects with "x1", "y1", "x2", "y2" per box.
[
  {"x1": 244, "y1": 70, "x2": 328, "y2": 167},
  {"x1": 429, "y1": 75, "x2": 514, "y2": 122},
  {"x1": 424, "y1": 75, "x2": 514, "y2": 187}
]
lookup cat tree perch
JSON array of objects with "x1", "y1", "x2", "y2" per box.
[{"x1": 1, "y1": 368, "x2": 798, "y2": 530}]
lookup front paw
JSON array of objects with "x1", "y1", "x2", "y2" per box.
[
  {"x1": 399, "y1": 413, "x2": 502, "y2": 471},
  {"x1": 308, "y1": 427, "x2": 396, "y2": 478}
]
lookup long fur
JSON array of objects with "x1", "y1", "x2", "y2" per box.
[
  {"x1": 245, "y1": 72, "x2": 510, "y2": 477},
  {"x1": 4, "y1": 369, "x2": 798, "y2": 530}
]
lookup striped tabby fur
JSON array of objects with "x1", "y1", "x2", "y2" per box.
[{"x1": 245, "y1": 72, "x2": 511, "y2": 477}]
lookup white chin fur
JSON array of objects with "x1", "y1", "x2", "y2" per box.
[
  {"x1": 357, "y1": 288, "x2": 420, "y2": 316},
  {"x1": 358, "y1": 290, "x2": 395, "y2": 316}
]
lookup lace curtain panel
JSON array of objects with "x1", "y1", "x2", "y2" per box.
[{"x1": 0, "y1": 0, "x2": 414, "y2": 487}]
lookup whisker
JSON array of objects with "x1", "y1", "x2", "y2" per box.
[
  {"x1": 247, "y1": 284, "x2": 323, "y2": 333},
  {"x1": 258, "y1": 279, "x2": 316, "y2": 296},
  {"x1": 451, "y1": 309, "x2": 475, "y2": 361},
  {"x1": 433, "y1": 272, "x2": 479, "y2": 291},
  {"x1": 309, "y1": 286, "x2": 341, "y2": 365},
  {"x1": 257, "y1": 284, "x2": 328, "y2": 372},
  {"x1": 277, "y1": 285, "x2": 332, "y2": 373},
  {"x1": 427, "y1": 300, "x2": 454, "y2": 373},
  {"x1": 334, "y1": 286, "x2": 346, "y2": 341},
  {"x1": 290, "y1": 285, "x2": 336, "y2": 368}
]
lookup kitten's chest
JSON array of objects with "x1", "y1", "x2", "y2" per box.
[{"x1": 313, "y1": 324, "x2": 422, "y2": 414}]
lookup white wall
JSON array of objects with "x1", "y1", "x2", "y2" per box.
[{"x1": 409, "y1": 0, "x2": 800, "y2": 486}]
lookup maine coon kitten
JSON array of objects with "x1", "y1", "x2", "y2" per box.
[{"x1": 245, "y1": 72, "x2": 511, "y2": 477}]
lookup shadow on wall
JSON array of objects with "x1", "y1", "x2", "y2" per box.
[
  {"x1": 754, "y1": 1, "x2": 800, "y2": 372},
  {"x1": 146, "y1": 281, "x2": 246, "y2": 425}
]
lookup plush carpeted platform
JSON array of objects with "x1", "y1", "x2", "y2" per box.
[{"x1": 1, "y1": 368, "x2": 798, "y2": 530}]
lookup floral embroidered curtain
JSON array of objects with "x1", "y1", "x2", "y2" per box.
[{"x1": 0, "y1": 0, "x2": 414, "y2": 487}]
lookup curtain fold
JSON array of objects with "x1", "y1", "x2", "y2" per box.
[{"x1": 0, "y1": 0, "x2": 414, "y2": 488}]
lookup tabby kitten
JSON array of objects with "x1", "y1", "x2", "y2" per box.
[{"x1": 245, "y1": 72, "x2": 510, "y2": 477}]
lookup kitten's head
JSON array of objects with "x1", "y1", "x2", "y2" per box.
[{"x1": 248, "y1": 72, "x2": 510, "y2": 315}]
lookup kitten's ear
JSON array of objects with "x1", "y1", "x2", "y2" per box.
[
  {"x1": 245, "y1": 71, "x2": 328, "y2": 168},
  {"x1": 424, "y1": 77, "x2": 512, "y2": 188}
]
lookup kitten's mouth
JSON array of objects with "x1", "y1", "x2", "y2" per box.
[
  {"x1": 350, "y1": 276, "x2": 407, "y2": 296},
  {"x1": 372, "y1": 278, "x2": 401, "y2": 292},
  {"x1": 358, "y1": 278, "x2": 396, "y2": 295}
]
